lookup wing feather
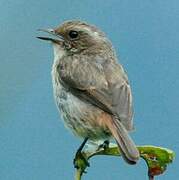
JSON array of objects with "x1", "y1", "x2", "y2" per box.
[{"x1": 58, "y1": 56, "x2": 133, "y2": 130}]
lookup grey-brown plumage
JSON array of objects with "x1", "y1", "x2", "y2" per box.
[{"x1": 38, "y1": 20, "x2": 139, "y2": 164}]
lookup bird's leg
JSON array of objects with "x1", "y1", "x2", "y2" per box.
[
  {"x1": 97, "y1": 140, "x2": 110, "y2": 151},
  {"x1": 76, "y1": 137, "x2": 88, "y2": 155},
  {"x1": 73, "y1": 137, "x2": 90, "y2": 170}
]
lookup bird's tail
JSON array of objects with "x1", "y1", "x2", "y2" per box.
[{"x1": 106, "y1": 117, "x2": 139, "y2": 164}]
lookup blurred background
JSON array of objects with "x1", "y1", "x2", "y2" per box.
[{"x1": 0, "y1": 0, "x2": 178, "y2": 179}]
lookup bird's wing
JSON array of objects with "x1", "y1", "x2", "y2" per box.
[
  {"x1": 58, "y1": 57, "x2": 133, "y2": 130},
  {"x1": 58, "y1": 56, "x2": 139, "y2": 163}
]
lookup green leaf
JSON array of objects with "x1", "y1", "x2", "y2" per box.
[{"x1": 138, "y1": 146, "x2": 175, "y2": 177}]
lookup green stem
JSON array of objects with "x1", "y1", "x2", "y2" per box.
[
  {"x1": 75, "y1": 169, "x2": 82, "y2": 180},
  {"x1": 148, "y1": 175, "x2": 154, "y2": 180}
]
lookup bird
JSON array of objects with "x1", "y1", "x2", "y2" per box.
[{"x1": 37, "y1": 20, "x2": 139, "y2": 165}]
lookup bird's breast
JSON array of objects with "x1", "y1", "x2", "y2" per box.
[{"x1": 51, "y1": 62, "x2": 111, "y2": 140}]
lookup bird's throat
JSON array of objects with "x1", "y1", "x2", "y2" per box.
[{"x1": 53, "y1": 44, "x2": 66, "y2": 62}]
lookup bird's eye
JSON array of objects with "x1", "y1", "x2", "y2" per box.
[{"x1": 69, "y1": 30, "x2": 78, "y2": 39}]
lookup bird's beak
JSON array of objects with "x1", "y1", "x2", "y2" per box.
[{"x1": 37, "y1": 28, "x2": 64, "y2": 45}]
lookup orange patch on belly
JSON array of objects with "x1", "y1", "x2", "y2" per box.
[{"x1": 96, "y1": 111, "x2": 112, "y2": 129}]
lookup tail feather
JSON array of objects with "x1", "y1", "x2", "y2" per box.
[{"x1": 106, "y1": 117, "x2": 139, "y2": 164}]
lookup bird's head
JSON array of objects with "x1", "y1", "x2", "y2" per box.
[{"x1": 37, "y1": 20, "x2": 113, "y2": 56}]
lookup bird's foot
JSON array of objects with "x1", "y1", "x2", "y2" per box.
[
  {"x1": 73, "y1": 151, "x2": 90, "y2": 173},
  {"x1": 73, "y1": 138, "x2": 89, "y2": 172},
  {"x1": 97, "y1": 140, "x2": 109, "y2": 151}
]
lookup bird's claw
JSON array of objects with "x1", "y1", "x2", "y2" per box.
[
  {"x1": 97, "y1": 140, "x2": 109, "y2": 151},
  {"x1": 73, "y1": 151, "x2": 90, "y2": 172}
]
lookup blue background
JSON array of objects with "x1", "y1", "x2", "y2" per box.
[{"x1": 0, "y1": 0, "x2": 178, "y2": 179}]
